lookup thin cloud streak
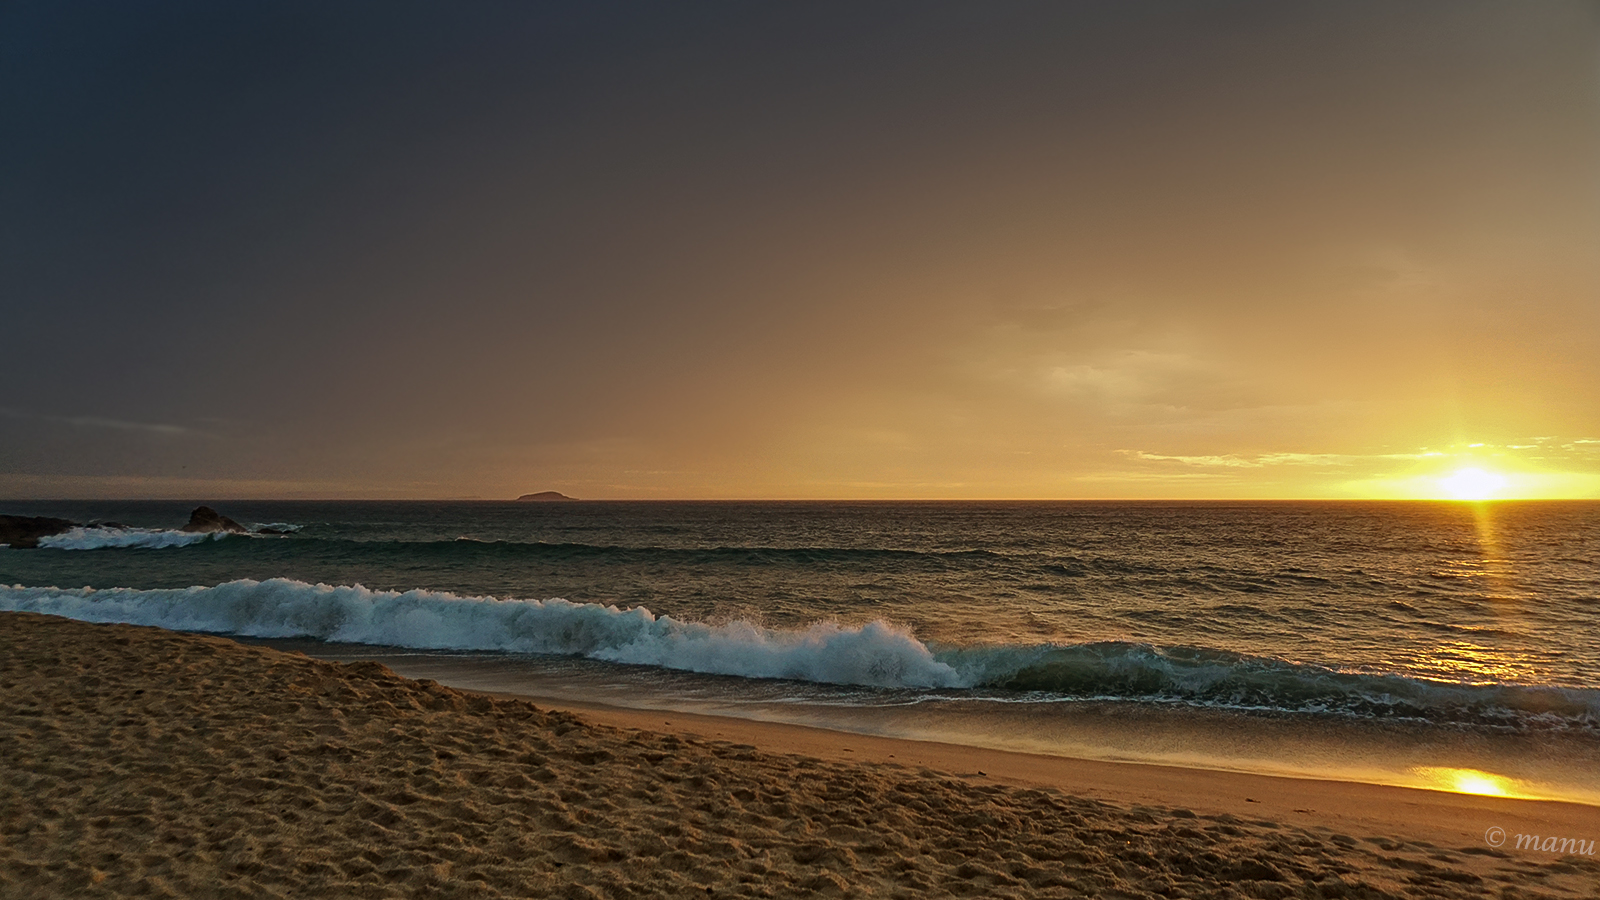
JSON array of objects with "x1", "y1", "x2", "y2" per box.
[{"x1": 0, "y1": 408, "x2": 205, "y2": 438}]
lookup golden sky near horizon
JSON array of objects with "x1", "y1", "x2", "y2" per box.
[{"x1": 3, "y1": 2, "x2": 1598, "y2": 499}]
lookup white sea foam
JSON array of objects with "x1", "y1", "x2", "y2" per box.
[
  {"x1": 6, "y1": 579, "x2": 1591, "y2": 725},
  {"x1": 36, "y1": 528, "x2": 224, "y2": 551},
  {"x1": 0, "y1": 579, "x2": 963, "y2": 689}
]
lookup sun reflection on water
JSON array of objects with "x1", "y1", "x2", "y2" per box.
[
  {"x1": 1447, "y1": 502, "x2": 1539, "y2": 681},
  {"x1": 1414, "y1": 759, "x2": 1548, "y2": 794},
  {"x1": 1411, "y1": 767, "x2": 1518, "y2": 798},
  {"x1": 1415, "y1": 642, "x2": 1543, "y2": 683}
]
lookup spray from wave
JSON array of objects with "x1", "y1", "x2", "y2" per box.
[
  {"x1": 27, "y1": 523, "x2": 301, "y2": 550},
  {"x1": 36, "y1": 528, "x2": 226, "y2": 551},
  {"x1": 2, "y1": 579, "x2": 1594, "y2": 729},
  {"x1": 0, "y1": 579, "x2": 958, "y2": 689}
]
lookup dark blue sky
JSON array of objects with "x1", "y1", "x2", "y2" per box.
[{"x1": 4, "y1": 1, "x2": 1597, "y2": 498}]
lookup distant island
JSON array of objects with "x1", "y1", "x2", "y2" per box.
[{"x1": 516, "y1": 491, "x2": 576, "y2": 501}]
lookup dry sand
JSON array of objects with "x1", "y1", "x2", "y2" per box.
[{"x1": 3, "y1": 612, "x2": 1597, "y2": 899}]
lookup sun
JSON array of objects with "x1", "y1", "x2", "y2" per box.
[{"x1": 1439, "y1": 467, "x2": 1506, "y2": 501}]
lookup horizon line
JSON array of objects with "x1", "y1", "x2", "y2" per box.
[{"x1": 4, "y1": 496, "x2": 1594, "y2": 504}]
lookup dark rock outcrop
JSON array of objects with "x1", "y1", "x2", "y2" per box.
[
  {"x1": 2, "y1": 508, "x2": 252, "y2": 547},
  {"x1": 516, "y1": 491, "x2": 576, "y2": 501},
  {"x1": 180, "y1": 506, "x2": 247, "y2": 534},
  {"x1": 0, "y1": 515, "x2": 79, "y2": 549}
]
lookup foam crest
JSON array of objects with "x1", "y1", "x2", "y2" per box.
[
  {"x1": 0, "y1": 579, "x2": 962, "y2": 689},
  {"x1": 4, "y1": 579, "x2": 1592, "y2": 727},
  {"x1": 36, "y1": 528, "x2": 224, "y2": 551}
]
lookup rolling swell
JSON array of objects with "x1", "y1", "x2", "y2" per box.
[
  {"x1": 943, "y1": 643, "x2": 1600, "y2": 730},
  {"x1": 2, "y1": 578, "x2": 1594, "y2": 731},
  {"x1": 23, "y1": 529, "x2": 1388, "y2": 595},
  {"x1": 182, "y1": 536, "x2": 1006, "y2": 570},
  {"x1": 43, "y1": 532, "x2": 1349, "y2": 590},
  {"x1": 406, "y1": 538, "x2": 1001, "y2": 568}
]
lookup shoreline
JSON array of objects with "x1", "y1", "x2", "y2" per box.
[
  {"x1": 491, "y1": 691, "x2": 1600, "y2": 855},
  {"x1": 255, "y1": 637, "x2": 1600, "y2": 810},
  {"x1": 5, "y1": 612, "x2": 1597, "y2": 898}
]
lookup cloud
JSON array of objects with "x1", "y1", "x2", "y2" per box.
[
  {"x1": 1124, "y1": 439, "x2": 1600, "y2": 477},
  {"x1": 0, "y1": 407, "x2": 204, "y2": 438},
  {"x1": 1123, "y1": 451, "x2": 1351, "y2": 469}
]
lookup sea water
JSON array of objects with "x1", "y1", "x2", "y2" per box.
[{"x1": 4, "y1": 500, "x2": 1597, "y2": 802}]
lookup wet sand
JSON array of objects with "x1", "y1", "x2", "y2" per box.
[{"x1": 4, "y1": 611, "x2": 1597, "y2": 899}]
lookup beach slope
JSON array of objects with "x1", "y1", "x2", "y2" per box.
[{"x1": 2, "y1": 612, "x2": 1595, "y2": 899}]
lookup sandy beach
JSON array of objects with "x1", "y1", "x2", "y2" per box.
[{"x1": 3, "y1": 612, "x2": 1596, "y2": 899}]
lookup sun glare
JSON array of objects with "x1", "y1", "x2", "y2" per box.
[
  {"x1": 1439, "y1": 467, "x2": 1506, "y2": 501},
  {"x1": 1348, "y1": 456, "x2": 1599, "y2": 500},
  {"x1": 1411, "y1": 767, "x2": 1516, "y2": 798}
]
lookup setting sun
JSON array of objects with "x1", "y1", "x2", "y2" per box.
[
  {"x1": 1439, "y1": 467, "x2": 1507, "y2": 501},
  {"x1": 1346, "y1": 447, "x2": 1600, "y2": 501}
]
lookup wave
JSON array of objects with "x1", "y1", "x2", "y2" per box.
[
  {"x1": 2, "y1": 579, "x2": 1594, "y2": 729},
  {"x1": 36, "y1": 527, "x2": 226, "y2": 551},
  {"x1": 14, "y1": 530, "x2": 1338, "y2": 591},
  {"x1": 368, "y1": 539, "x2": 1002, "y2": 566},
  {"x1": 146, "y1": 536, "x2": 1005, "y2": 571},
  {"x1": 0, "y1": 579, "x2": 959, "y2": 689},
  {"x1": 40, "y1": 534, "x2": 1333, "y2": 591},
  {"x1": 30, "y1": 522, "x2": 300, "y2": 550},
  {"x1": 941, "y1": 643, "x2": 1600, "y2": 729}
]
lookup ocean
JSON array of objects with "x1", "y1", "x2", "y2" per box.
[{"x1": 4, "y1": 500, "x2": 1598, "y2": 804}]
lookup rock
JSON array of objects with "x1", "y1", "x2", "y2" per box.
[
  {"x1": 516, "y1": 491, "x2": 576, "y2": 501},
  {"x1": 0, "y1": 515, "x2": 79, "y2": 549},
  {"x1": 180, "y1": 506, "x2": 247, "y2": 534}
]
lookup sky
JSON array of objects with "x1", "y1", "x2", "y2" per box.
[{"x1": 3, "y1": 1, "x2": 1597, "y2": 500}]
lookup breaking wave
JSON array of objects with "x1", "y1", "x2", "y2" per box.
[
  {"x1": 36, "y1": 528, "x2": 225, "y2": 551},
  {"x1": 940, "y1": 643, "x2": 1600, "y2": 730},
  {"x1": 0, "y1": 579, "x2": 958, "y2": 689},
  {"x1": 2, "y1": 578, "x2": 1595, "y2": 729},
  {"x1": 28, "y1": 523, "x2": 300, "y2": 550}
]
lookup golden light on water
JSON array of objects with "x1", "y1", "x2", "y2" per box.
[
  {"x1": 1449, "y1": 771, "x2": 1508, "y2": 797},
  {"x1": 1411, "y1": 767, "x2": 1516, "y2": 798}
]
